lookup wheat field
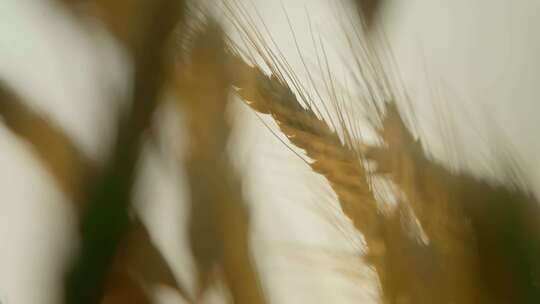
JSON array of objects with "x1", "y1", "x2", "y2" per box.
[{"x1": 1, "y1": 1, "x2": 540, "y2": 304}]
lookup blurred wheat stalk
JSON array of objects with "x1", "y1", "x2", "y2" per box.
[
  {"x1": 1, "y1": 0, "x2": 540, "y2": 304},
  {"x1": 175, "y1": 20, "x2": 268, "y2": 304}
]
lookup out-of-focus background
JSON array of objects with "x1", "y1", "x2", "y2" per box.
[{"x1": 1, "y1": 0, "x2": 540, "y2": 303}]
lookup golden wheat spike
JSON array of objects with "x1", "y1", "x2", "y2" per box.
[
  {"x1": 226, "y1": 55, "x2": 429, "y2": 303},
  {"x1": 229, "y1": 54, "x2": 381, "y2": 238},
  {"x1": 227, "y1": 52, "x2": 493, "y2": 303}
]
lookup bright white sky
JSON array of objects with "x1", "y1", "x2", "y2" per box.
[{"x1": 1, "y1": 0, "x2": 540, "y2": 303}]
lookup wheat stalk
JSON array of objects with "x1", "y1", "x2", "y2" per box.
[
  {"x1": 59, "y1": 1, "x2": 188, "y2": 303},
  {"x1": 0, "y1": 82, "x2": 94, "y2": 203},
  {"x1": 175, "y1": 20, "x2": 267, "y2": 304},
  {"x1": 0, "y1": 79, "x2": 187, "y2": 304}
]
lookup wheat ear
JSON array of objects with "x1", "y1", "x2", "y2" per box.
[
  {"x1": 229, "y1": 54, "x2": 382, "y2": 240},
  {"x1": 0, "y1": 82, "x2": 94, "y2": 202},
  {"x1": 226, "y1": 54, "x2": 416, "y2": 300}
]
